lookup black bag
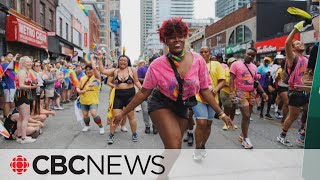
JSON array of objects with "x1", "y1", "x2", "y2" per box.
[
  {"x1": 167, "y1": 57, "x2": 197, "y2": 108},
  {"x1": 243, "y1": 62, "x2": 259, "y2": 89}
]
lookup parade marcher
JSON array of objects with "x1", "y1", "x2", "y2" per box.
[
  {"x1": 259, "y1": 70, "x2": 275, "y2": 119},
  {"x1": 220, "y1": 57, "x2": 239, "y2": 130},
  {"x1": 229, "y1": 48, "x2": 268, "y2": 149},
  {"x1": 277, "y1": 21, "x2": 309, "y2": 147},
  {"x1": 97, "y1": 50, "x2": 142, "y2": 144},
  {"x1": 1, "y1": 52, "x2": 16, "y2": 117},
  {"x1": 192, "y1": 46, "x2": 226, "y2": 160},
  {"x1": 76, "y1": 59, "x2": 104, "y2": 135},
  {"x1": 271, "y1": 55, "x2": 285, "y2": 119},
  {"x1": 137, "y1": 57, "x2": 158, "y2": 134},
  {"x1": 112, "y1": 17, "x2": 232, "y2": 150},
  {"x1": 14, "y1": 56, "x2": 40, "y2": 144}
]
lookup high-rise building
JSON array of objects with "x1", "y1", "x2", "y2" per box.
[
  {"x1": 110, "y1": 0, "x2": 121, "y2": 57},
  {"x1": 215, "y1": 0, "x2": 252, "y2": 18},
  {"x1": 140, "y1": 0, "x2": 154, "y2": 56}
]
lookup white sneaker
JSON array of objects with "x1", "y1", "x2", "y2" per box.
[
  {"x1": 242, "y1": 138, "x2": 253, "y2": 149},
  {"x1": 99, "y1": 127, "x2": 105, "y2": 135},
  {"x1": 121, "y1": 126, "x2": 128, "y2": 132},
  {"x1": 193, "y1": 149, "x2": 203, "y2": 161},
  {"x1": 82, "y1": 126, "x2": 90, "y2": 132},
  {"x1": 235, "y1": 109, "x2": 240, "y2": 115},
  {"x1": 20, "y1": 137, "x2": 36, "y2": 144}
]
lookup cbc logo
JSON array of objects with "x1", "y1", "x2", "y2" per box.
[{"x1": 10, "y1": 155, "x2": 30, "y2": 175}]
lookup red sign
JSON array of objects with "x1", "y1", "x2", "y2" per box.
[
  {"x1": 6, "y1": 15, "x2": 48, "y2": 49},
  {"x1": 84, "y1": 33, "x2": 88, "y2": 47},
  {"x1": 255, "y1": 34, "x2": 300, "y2": 54}
]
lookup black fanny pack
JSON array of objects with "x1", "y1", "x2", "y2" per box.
[
  {"x1": 152, "y1": 89, "x2": 197, "y2": 109},
  {"x1": 167, "y1": 55, "x2": 197, "y2": 109}
]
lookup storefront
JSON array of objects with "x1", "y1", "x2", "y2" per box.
[
  {"x1": 48, "y1": 35, "x2": 74, "y2": 62},
  {"x1": 6, "y1": 15, "x2": 48, "y2": 60},
  {"x1": 255, "y1": 34, "x2": 300, "y2": 62},
  {"x1": 225, "y1": 41, "x2": 254, "y2": 59},
  {"x1": 0, "y1": 6, "x2": 7, "y2": 56}
]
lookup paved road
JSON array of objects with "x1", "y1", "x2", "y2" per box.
[{"x1": 0, "y1": 85, "x2": 303, "y2": 149}]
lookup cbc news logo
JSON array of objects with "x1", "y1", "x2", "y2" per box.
[{"x1": 10, "y1": 155, "x2": 30, "y2": 175}]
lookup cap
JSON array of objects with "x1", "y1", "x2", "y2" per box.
[
  {"x1": 227, "y1": 57, "x2": 238, "y2": 64},
  {"x1": 275, "y1": 54, "x2": 285, "y2": 59},
  {"x1": 264, "y1": 57, "x2": 272, "y2": 62}
]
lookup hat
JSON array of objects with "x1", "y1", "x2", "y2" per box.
[
  {"x1": 43, "y1": 59, "x2": 50, "y2": 64},
  {"x1": 275, "y1": 54, "x2": 285, "y2": 59},
  {"x1": 227, "y1": 57, "x2": 238, "y2": 64},
  {"x1": 264, "y1": 57, "x2": 272, "y2": 62}
]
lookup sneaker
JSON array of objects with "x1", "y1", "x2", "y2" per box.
[
  {"x1": 275, "y1": 112, "x2": 283, "y2": 119},
  {"x1": 193, "y1": 149, "x2": 202, "y2": 161},
  {"x1": 145, "y1": 127, "x2": 151, "y2": 134},
  {"x1": 222, "y1": 123, "x2": 228, "y2": 130},
  {"x1": 99, "y1": 127, "x2": 105, "y2": 135},
  {"x1": 135, "y1": 106, "x2": 142, "y2": 112},
  {"x1": 250, "y1": 117, "x2": 253, "y2": 121},
  {"x1": 188, "y1": 133, "x2": 194, "y2": 146},
  {"x1": 296, "y1": 137, "x2": 305, "y2": 147},
  {"x1": 200, "y1": 145, "x2": 208, "y2": 158},
  {"x1": 107, "y1": 134, "x2": 115, "y2": 144},
  {"x1": 121, "y1": 126, "x2": 128, "y2": 132},
  {"x1": 82, "y1": 126, "x2": 90, "y2": 132},
  {"x1": 235, "y1": 109, "x2": 240, "y2": 115},
  {"x1": 152, "y1": 126, "x2": 158, "y2": 134},
  {"x1": 242, "y1": 138, "x2": 254, "y2": 149},
  {"x1": 265, "y1": 114, "x2": 273, "y2": 120},
  {"x1": 58, "y1": 107, "x2": 64, "y2": 110},
  {"x1": 132, "y1": 133, "x2": 139, "y2": 142},
  {"x1": 232, "y1": 124, "x2": 238, "y2": 129},
  {"x1": 277, "y1": 135, "x2": 293, "y2": 147},
  {"x1": 19, "y1": 137, "x2": 36, "y2": 144},
  {"x1": 271, "y1": 104, "x2": 275, "y2": 109}
]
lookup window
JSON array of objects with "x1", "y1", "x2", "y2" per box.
[
  {"x1": 228, "y1": 25, "x2": 252, "y2": 45},
  {"x1": 21, "y1": 0, "x2": 25, "y2": 15},
  {"x1": 26, "y1": 0, "x2": 32, "y2": 19},
  {"x1": 10, "y1": 0, "x2": 15, "y2": 9},
  {"x1": 49, "y1": 10, "x2": 53, "y2": 31},
  {"x1": 66, "y1": 23, "x2": 69, "y2": 40},
  {"x1": 236, "y1": 26, "x2": 243, "y2": 44},
  {"x1": 229, "y1": 31, "x2": 235, "y2": 45},
  {"x1": 16, "y1": 0, "x2": 23, "y2": 14},
  {"x1": 40, "y1": 3, "x2": 45, "y2": 26},
  {"x1": 59, "y1": 18, "x2": 63, "y2": 37},
  {"x1": 244, "y1": 26, "x2": 253, "y2": 42}
]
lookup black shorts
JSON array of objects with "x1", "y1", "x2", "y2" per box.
[
  {"x1": 148, "y1": 89, "x2": 189, "y2": 119},
  {"x1": 14, "y1": 89, "x2": 32, "y2": 107},
  {"x1": 113, "y1": 87, "x2": 135, "y2": 109},
  {"x1": 288, "y1": 90, "x2": 310, "y2": 107},
  {"x1": 277, "y1": 86, "x2": 289, "y2": 95}
]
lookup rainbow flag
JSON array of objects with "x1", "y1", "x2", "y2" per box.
[
  {"x1": 29, "y1": 70, "x2": 37, "y2": 83},
  {"x1": 4, "y1": 61, "x2": 20, "y2": 80},
  {"x1": 67, "y1": 69, "x2": 79, "y2": 87},
  {"x1": 77, "y1": 71, "x2": 85, "y2": 81},
  {"x1": 84, "y1": 53, "x2": 92, "y2": 64},
  {"x1": 0, "y1": 65, "x2": 4, "y2": 76},
  {"x1": 0, "y1": 122, "x2": 10, "y2": 138},
  {"x1": 92, "y1": 43, "x2": 99, "y2": 52}
]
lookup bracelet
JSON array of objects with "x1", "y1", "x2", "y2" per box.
[{"x1": 219, "y1": 113, "x2": 227, "y2": 120}]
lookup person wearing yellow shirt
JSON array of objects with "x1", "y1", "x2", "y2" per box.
[
  {"x1": 193, "y1": 46, "x2": 227, "y2": 160},
  {"x1": 76, "y1": 62, "x2": 104, "y2": 135},
  {"x1": 220, "y1": 57, "x2": 239, "y2": 130}
]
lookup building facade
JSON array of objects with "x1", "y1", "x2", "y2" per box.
[
  {"x1": 95, "y1": 0, "x2": 110, "y2": 52},
  {"x1": 5, "y1": 0, "x2": 58, "y2": 60},
  {"x1": 215, "y1": 0, "x2": 252, "y2": 18},
  {"x1": 0, "y1": 0, "x2": 9, "y2": 56},
  {"x1": 110, "y1": 0, "x2": 121, "y2": 57}
]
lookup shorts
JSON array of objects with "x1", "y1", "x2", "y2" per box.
[
  {"x1": 4, "y1": 89, "x2": 16, "y2": 103},
  {"x1": 236, "y1": 89, "x2": 256, "y2": 108},
  {"x1": 45, "y1": 89, "x2": 54, "y2": 98},
  {"x1": 192, "y1": 101, "x2": 215, "y2": 120},
  {"x1": 148, "y1": 89, "x2": 189, "y2": 119},
  {"x1": 68, "y1": 82, "x2": 72, "y2": 90},
  {"x1": 277, "y1": 86, "x2": 288, "y2": 95},
  {"x1": 80, "y1": 104, "x2": 98, "y2": 111},
  {"x1": 54, "y1": 88, "x2": 62, "y2": 98},
  {"x1": 220, "y1": 91, "x2": 234, "y2": 109},
  {"x1": 113, "y1": 87, "x2": 135, "y2": 109},
  {"x1": 14, "y1": 89, "x2": 32, "y2": 107},
  {"x1": 288, "y1": 90, "x2": 310, "y2": 107}
]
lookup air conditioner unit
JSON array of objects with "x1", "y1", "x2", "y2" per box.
[{"x1": 247, "y1": 3, "x2": 252, "y2": 9}]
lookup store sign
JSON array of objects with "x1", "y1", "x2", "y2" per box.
[
  {"x1": 255, "y1": 34, "x2": 300, "y2": 54},
  {"x1": 61, "y1": 46, "x2": 73, "y2": 56},
  {"x1": 225, "y1": 41, "x2": 252, "y2": 55},
  {"x1": 211, "y1": 45, "x2": 226, "y2": 55},
  {"x1": 84, "y1": 33, "x2": 88, "y2": 47},
  {"x1": 6, "y1": 15, "x2": 48, "y2": 49}
]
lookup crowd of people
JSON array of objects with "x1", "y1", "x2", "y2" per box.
[{"x1": 0, "y1": 3, "x2": 318, "y2": 161}]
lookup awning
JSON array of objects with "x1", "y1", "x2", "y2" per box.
[
  {"x1": 6, "y1": 15, "x2": 48, "y2": 49},
  {"x1": 255, "y1": 34, "x2": 300, "y2": 54}
]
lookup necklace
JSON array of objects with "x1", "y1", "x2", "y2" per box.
[{"x1": 167, "y1": 50, "x2": 185, "y2": 67}]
